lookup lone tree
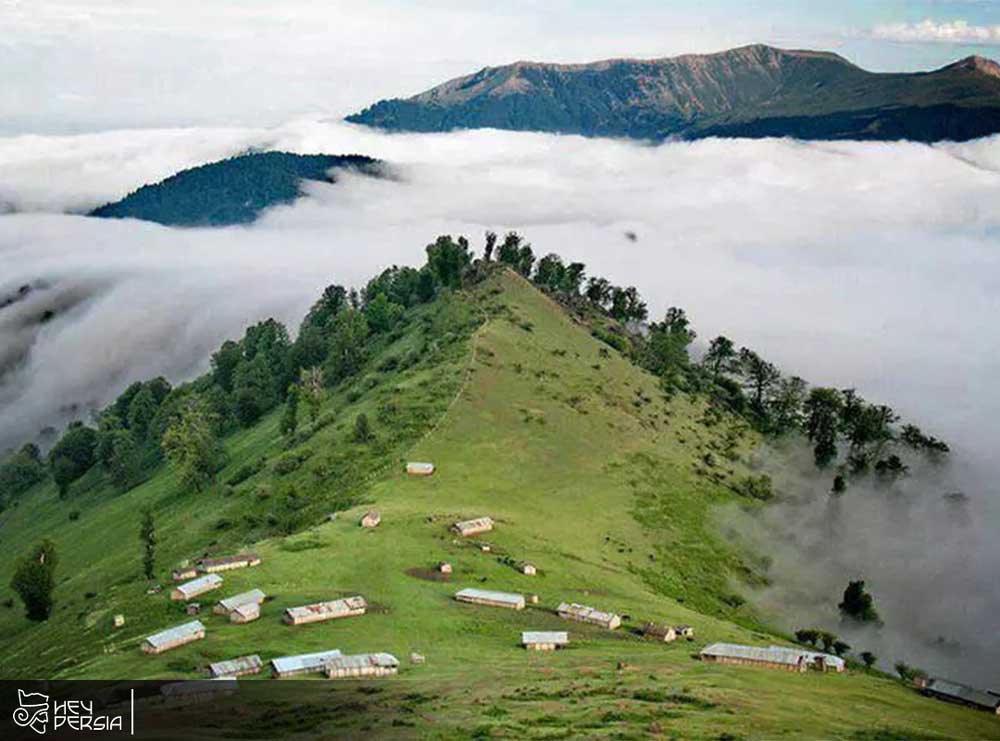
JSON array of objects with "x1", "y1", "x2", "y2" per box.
[
  {"x1": 280, "y1": 384, "x2": 300, "y2": 437},
  {"x1": 11, "y1": 539, "x2": 58, "y2": 621},
  {"x1": 860, "y1": 651, "x2": 877, "y2": 670},
  {"x1": 794, "y1": 628, "x2": 819, "y2": 646},
  {"x1": 832, "y1": 640, "x2": 851, "y2": 657},
  {"x1": 140, "y1": 509, "x2": 156, "y2": 581},
  {"x1": 839, "y1": 580, "x2": 881, "y2": 624},
  {"x1": 353, "y1": 413, "x2": 374, "y2": 444}
]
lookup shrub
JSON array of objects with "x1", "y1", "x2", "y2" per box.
[
  {"x1": 227, "y1": 457, "x2": 266, "y2": 486},
  {"x1": 273, "y1": 449, "x2": 313, "y2": 476},
  {"x1": 68, "y1": 510, "x2": 81, "y2": 521}
]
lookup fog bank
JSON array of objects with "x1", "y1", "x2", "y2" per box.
[{"x1": 1, "y1": 121, "x2": 998, "y2": 685}]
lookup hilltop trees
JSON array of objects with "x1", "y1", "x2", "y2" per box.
[
  {"x1": 48, "y1": 422, "x2": 98, "y2": 497},
  {"x1": 426, "y1": 235, "x2": 472, "y2": 289},
  {"x1": 0, "y1": 444, "x2": 47, "y2": 503},
  {"x1": 11, "y1": 540, "x2": 58, "y2": 621},
  {"x1": 804, "y1": 388, "x2": 843, "y2": 467}
]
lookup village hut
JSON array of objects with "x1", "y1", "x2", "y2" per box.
[
  {"x1": 271, "y1": 649, "x2": 342, "y2": 678},
  {"x1": 519, "y1": 562, "x2": 537, "y2": 576},
  {"x1": 406, "y1": 462, "x2": 435, "y2": 476},
  {"x1": 700, "y1": 643, "x2": 845, "y2": 673},
  {"x1": 920, "y1": 678, "x2": 1000, "y2": 714},
  {"x1": 142, "y1": 620, "x2": 206, "y2": 655},
  {"x1": 452, "y1": 516, "x2": 494, "y2": 537},
  {"x1": 360, "y1": 510, "x2": 381, "y2": 528},
  {"x1": 186, "y1": 603, "x2": 201, "y2": 616},
  {"x1": 229, "y1": 602, "x2": 260, "y2": 624},
  {"x1": 557, "y1": 602, "x2": 621, "y2": 630},
  {"x1": 325, "y1": 653, "x2": 400, "y2": 679},
  {"x1": 112, "y1": 614, "x2": 125, "y2": 628},
  {"x1": 642, "y1": 623, "x2": 677, "y2": 643},
  {"x1": 675, "y1": 624, "x2": 695, "y2": 639},
  {"x1": 172, "y1": 567, "x2": 198, "y2": 582},
  {"x1": 522, "y1": 631, "x2": 569, "y2": 651},
  {"x1": 197, "y1": 553, "x2": 261, "y2": 574},
  {"x1": 170, "y1": 574, "x2": 223, "y2": 602},
  {"x1": 209, "y1": 654, "x2": 263, "y2": 679},
  {"x1": 437, "y1": 561, "x2": 453, "y2": 574},
  {"x1": 213, "y1": 588, "x2": 266, "y2": 616},
  {"x1": 283, "y1": 595, "x2": 367, "y2": 625},
  {"x1": 410, "y1": 652, "x2": 426, "y2": 665},
  {"x1": 455, "y1": 588, "x2": 525, "y2": 610}
]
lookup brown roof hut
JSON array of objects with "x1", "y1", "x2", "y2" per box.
[
  {"x1": 197, "y1": 553, "x2": 261, "y2": 574},
  {"x1": 642, "y1": 623, "x2": 677, "y2": 642}
]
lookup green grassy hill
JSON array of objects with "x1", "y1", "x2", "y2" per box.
[{"x1": 0, "y1": 270, "x2": 995, "y2": 740}]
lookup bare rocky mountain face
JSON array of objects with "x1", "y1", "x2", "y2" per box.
[{"x1": 348, "y1": 44, "x2": 1000, "y2": 142}]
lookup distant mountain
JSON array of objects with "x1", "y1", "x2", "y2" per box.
[
  {"x1": 90, "y1": 151, "x2": 381, "y2": 227},
  {"x1": 347, "y1": 44, "x2": 1000, "y2": 142}
]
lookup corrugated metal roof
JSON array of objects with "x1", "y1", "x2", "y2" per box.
[
  {"x1": 231, "y1": 602, "x2": 259, "y2": 618},
  {"x1": 175, "y1": 574, "x2": 222, "y2": 597},
  {"x1": 927, "y1": 678, "x2": 1000, "y2": 709},
  {"x1": 218, "y1": 589, "x2": 266, "y2": 612},
  {"x1": 557, "y1": 602, "x2": 618, "y2": 623},
  {"x1": 327, "y1": 653, "x2": 399, "y2": 670},
  {"x1": 209, "y1": 655, "x2": 262, "y2": 677},
  {"x1": 271, "y1": 649, "x2": 342, "y2": 674},
  {"x1": 522, "y1": 631, "x2": 568, "y2": 644},
  {"x1": 701, "y1": 643, "x2": 845, "y2": 670},
  {"x1": 455, "y1": 588, "x2": 524, "y2": 606},
  {"x1": 198, "y1": 553, "x2": 259, "y2": 568},
  {"x1": 284, "y1": 596, "x2": 367, "y2": 621},
  {"x1": 453, "y1": 516, "x2": 493, "y2": 533},
  {"x1": 145, "y1": 620, "x2": 205, "y2": 649}
]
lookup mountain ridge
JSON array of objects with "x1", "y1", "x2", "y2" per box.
[{"x1": 347, "y1": 44, "x2": 1000, "y2": 142}]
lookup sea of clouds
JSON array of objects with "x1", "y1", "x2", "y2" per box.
[{"x1": 1, "y1": 120, "x2": 998, "y2": 684}]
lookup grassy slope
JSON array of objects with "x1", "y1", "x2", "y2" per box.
[{"x1": 1, "y1": 270, "x2": 996, "y2": 740}]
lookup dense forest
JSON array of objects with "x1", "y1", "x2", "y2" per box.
[{"x1": 90, "y1": 152, "x2": 381, "y2": 226}]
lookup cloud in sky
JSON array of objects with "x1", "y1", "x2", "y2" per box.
[
  {"x1": 1, "y1": 121, "x2": 999, "y2": 683},
  {"x1": 872, "y1": 18, "x2": 1000, "y2": 45}
]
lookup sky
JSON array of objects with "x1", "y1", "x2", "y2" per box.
[{"x1": 4, "y1": 0, "x2": 1000, "y2": 134}]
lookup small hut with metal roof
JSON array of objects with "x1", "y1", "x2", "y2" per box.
[
  {"x1": 455, "y1": 588, "x2": 525, "y2": 610},
  {"x1": 170, "y1": 574, "x2": 223, "y2": 602},
  {"x1": 642, "y1": 623, "x2": 677, "y2": 642},
  {"x1": 142, "y1": 620, "x2": 206, "y2": 655},
  {"x1": 214, "y1": 588, "x2": 266, "y2": 616},
  {"x1": 283, "y1": 595, "x2": 367, "y2": 625},
  {"x1": 229, "y1": 602, "x2": 260, "y2": 624},
  {"x1": 271, "y1": 649, "x2": 342, "y2": 678},
  {"x1": 209, "y1": 654, "x2": 263, "y2": 679},
  {"x1": 406, "y1": 462, "x2": 435, "y2": 476},
  {"x1": 360, "y1": 510, "x2": 381, "y2": 528},
  {"x1": 452, "y1": 517, "x2": 494, "y2": 537},
  {"x1": 557, "y1": 602, "x2": 621, "y2": 630},
  {"x1": 522, "y1": 631, "x2": 569, "y2": 651},
  {"x1": 325, "y1": 653, "x2": 400, "y2": 679}
]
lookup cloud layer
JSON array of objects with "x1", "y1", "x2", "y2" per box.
[
  {"x1": 1, "y1": 121, "x2": 999, "y2": 684},
  {"x1": 872, "y1": 19, "x2": 1000, "y2": 45}
]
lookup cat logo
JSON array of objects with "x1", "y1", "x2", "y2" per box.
[{"x1": 12, "y1": 689, "x2": 49, "y2": 735}]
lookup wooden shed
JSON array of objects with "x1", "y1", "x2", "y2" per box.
[
  {"x1": 519, "y1": 562, "x2": 537, "y2": 576},
  {"x1": 209, "y1": 654, "x2": 263, "y2": 679},
  {"x1": 675, "y1": 624, "x2": 695, "y2": 639},
  {"x1": 172, "y1": 567, "x2": 198, "y2": 582},
  {"x1": 557, "y1": 602, "x2": 621, "y2": 630},
  {"x1": 522, "y1": 631, "x2": 569, "y2": 651},
  {"x1": 214, "y1": 589, "x2": 266, "y2": 616},
  {"x1": 360, "y1": 510, "x2": 381, "y2": 528},
  {"x1": 142, "y1": 620, "x2": 206, "y2": 655},
  {"x1": 170, "y1": 574, "x2": 223, "y2": 602},
  {"x1": 452, "y1": 516, "x2": 494, "y2": 537},
  {"x1": 455, "y1": 588, "x2": 525, "y2": 610},
  {"x1": 325, "y1": 653, "x2": 400, "y2": 679},
  {"x1": 406, "y1": 462, "x2": 435, "y2": 476},
  {"x1": 283, "y1": 595, "x2": 367, "y2": 625},
  {"x1": 642, "y1": 623, "x2": 677, "y2": 642},
  {"x1": 197, "y1": 553, "x2": 261, "y2": 574},
  {"x1": 271, "y1": 649, "x2": 342, "y2": 678},
  {"x1": 438, "y1": 561, "x2": 453, "y2": 574}
]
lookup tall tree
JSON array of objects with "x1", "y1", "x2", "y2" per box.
[
  {"x1": 280, "y1": 384, "x2": 300, "y2": 437},
  {"x1": 838, "y1": 580, "x2": 881, "y2": 624},
  {"x1": 161, "y1": 395, "x2": 221, "y2": 491},
  {"x1": 738, "y1": 347, "x2": 781, "y2": 423},
  {"x1": 425, "y1": 235, "x2": 472, "y2": 289},
  {"x1": 48, "y1": 422, "x2": 98, "y2": 497},
  {"x1": 585, "y1": 277, "x2": 612, "y2": 309},
  {"x1": 10, "y1": 540, "x2": 58, "y2": 621},
  {"x1": 325, "y1": 309, "x2": 370, "y2": 382},
  {"x1": 300, "y1": 367, "x2": 325, "y2": 423},
  {"x1": 804, "y1": 388, "x2": 844, "y2": 467},
  {"x1": 140, "y1": 509, "x2": 156, "y2": 581},
  {"x1": 703, "y1": 336, "x2": 736, "y2": 379},
  {"x1": 483, "y1": 230, "x2": 497, "y2": 262}
]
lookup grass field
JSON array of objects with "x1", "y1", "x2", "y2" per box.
[{"x1": 1, "y1": 270, "x2": 997, "y2": 740}]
